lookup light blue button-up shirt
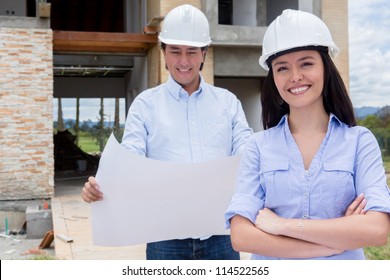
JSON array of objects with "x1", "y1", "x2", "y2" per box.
[
  {"x1": 122, "y1": 75, "x2": 252, "y2": 162},
  {"x1": 122, "y1": 75, "x2": 252, "y2": 241},
  {"x1": 225, "y1": 114, "x2": 390, "y2": 259}
]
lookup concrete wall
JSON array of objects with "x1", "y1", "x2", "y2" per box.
[
  {"x1": 215, "y1": 78, "x2": 263, "y2": 132},
  {"x1": 321, "y1": 0, "x2": 349, "y2": 90},
  {"x1": 54, "y1": 77, "x2": 125, "y2": 98},
  {"x1": 0, "y1": 27, "x2": 54, "y2": 200}
]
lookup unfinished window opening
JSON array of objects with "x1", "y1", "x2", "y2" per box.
[
  {"x1": 218, "y1": 0, "x2": 300, "y2": 27},
  {"x1": 0, "y1": 0, "x2": 35, "y2": 17},
  {"x1": 218, "y1": 0, "x2": 267, "y2": 27},
  {"x1": 48, "y1": 0, "x2": 125, "y2": 32}
]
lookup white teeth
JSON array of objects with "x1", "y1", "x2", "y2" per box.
[{"x1": 290, "y1": 86, "x2": 309, "y2": 93}]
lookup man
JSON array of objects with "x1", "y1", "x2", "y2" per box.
[{"x1": 81, "y1": 4, "x2": 252, "y2": 260}]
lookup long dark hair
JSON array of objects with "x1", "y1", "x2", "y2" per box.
[{"x1": 261, "y1": 51, "x2": 357, "y2": 129}]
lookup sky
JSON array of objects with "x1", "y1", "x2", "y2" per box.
[
  {"x1": 53, "y1": 0, "x2": 389, "y2": 123},
  {"x1": 53, "y1": 98, "x2": 127, "y2": 124},
  {"x1": 349, "y1": 0, "x2": 390, "y2": 108}
]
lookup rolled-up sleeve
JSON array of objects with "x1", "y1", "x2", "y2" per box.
[
  {"x1": 354, "y1": 128, "x2": 390, "y2": 214},
  {"x1": 225, "y1": 135, "x2": 265, "y2": 228}
]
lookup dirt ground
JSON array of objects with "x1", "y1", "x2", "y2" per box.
[{"x1": 0, "y1": 232, "x2": 55, "y2": 260}]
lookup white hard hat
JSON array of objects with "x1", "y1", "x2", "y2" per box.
[
  {"x1": 158, "y1": 4, "x2": 212, "y2": 47},
  {"x1": 259, "y1": 9, "x2": 340, "y2": 71}
]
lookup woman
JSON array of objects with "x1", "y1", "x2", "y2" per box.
[{"x1": 225, "y1": 9, "x2": 390, "y2": 259}]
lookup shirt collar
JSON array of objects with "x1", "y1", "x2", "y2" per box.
[
  {"x1": 167, "y1": 74, "x2": 204, "y2": 100},
  {"x1": 328, "y1": 113, "x2": 343, "y2": 126},
  {"x1": 277, "y1": 113, "x2": 342, "y2": 129},
  {"x1": 276, "y1": 114, "x2": 288, "y2": 128}
]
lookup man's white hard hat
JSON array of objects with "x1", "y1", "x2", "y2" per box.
[
  {"x1": 259, "y1": 9, "x2": 340, "y2": 71},
  {"x1": 158, "y1": 4, "x2": 212, "y2": 47}
]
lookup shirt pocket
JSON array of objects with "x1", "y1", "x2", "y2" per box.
[
  {"x1": 322, "y1": 161, "x2": 355, "y2": 212},
  {"x1": 260, "y1": 160, "x2": 291, "y2": 209}
]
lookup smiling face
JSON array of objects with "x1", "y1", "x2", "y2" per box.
[
  {"x1": 163, "y1": 44, "x2": 206, "y2": 95},
  {"x1": 271, "y1": 50, "x2": 325, "y2": 111}
]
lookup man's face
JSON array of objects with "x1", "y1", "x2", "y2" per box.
[{"x1": 163, "y1": 45, "x2": 206, "y2": 94}]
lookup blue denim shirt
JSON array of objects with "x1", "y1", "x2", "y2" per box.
[
  {"x1": 122, "y1": 75, "x2": 252, "y2": 162},
  {"x1": 225, "y1": 114, "x2": 390, "y2": 259}
]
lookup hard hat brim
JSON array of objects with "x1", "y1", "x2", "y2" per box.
[
  {"x1": 158, "y1": 37, "x2": 211, "y2": 48},
  {"x1": 259, "y1": 44, "x2": 340, "y2": 71}
]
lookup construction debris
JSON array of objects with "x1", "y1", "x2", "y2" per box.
[
  {"x1": 54, "y1": 129, "x2": 100, "y2": 171},
  {"x1": 56, "y1": 233, "x2": 73, "y2": 243},
  {"x1": 39, "y1": 230, "x2": 54, "y2": 249}
]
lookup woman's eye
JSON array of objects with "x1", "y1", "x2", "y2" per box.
[
  {"x1": 301, "y1": 62, "x2": 313, "y2": 67},
  {"x1": 276, "y1": 66, "x2": 288, "y2": 72}
]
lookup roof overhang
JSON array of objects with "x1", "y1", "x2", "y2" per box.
[{"x1": 53, "y1": 31, "x2": 158, "y2": 55}]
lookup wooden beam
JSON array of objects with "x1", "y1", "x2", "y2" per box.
[{"x1": 53, "y1": 31, "x2": 158, "y2": 54}]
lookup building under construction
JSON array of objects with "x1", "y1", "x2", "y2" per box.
[{"x1": 0, "y1": 0, "x2": 349, "y2": 204}]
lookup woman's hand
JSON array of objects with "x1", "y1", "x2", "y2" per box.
[
  {"x1": 345, "y1": 193, "x2": 367, "y2": 216},
  {"x1": 255, "y1": 208, "x2": 285, "y2": 235}
]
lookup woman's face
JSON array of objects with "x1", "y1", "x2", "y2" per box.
[{"x1": 271, "y1": 50, "x2": 325, "y2": 111}]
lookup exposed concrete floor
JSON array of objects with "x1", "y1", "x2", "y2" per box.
[
  {"x1": 0, "y1": 175, "x2": 146, "y2": 260},
  {"x1": 0, "y1": 198, "x2": 56, "y2": 260},
  {"x1": 0, "y1": 233, "x2": 55, "y2": 260},
  {"x1": 52, "y1": 176, "x2": 147, "y2": 260}
]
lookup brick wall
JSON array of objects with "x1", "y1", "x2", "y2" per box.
[{"x1": 0, "y1": 28, "x2": 54, "y2": 200}]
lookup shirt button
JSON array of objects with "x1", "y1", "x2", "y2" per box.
[
  {"x1": 304, "y1": 193, "x2": 307, "y2": 198},
  {"x1": 306, "y1": 171, "x2": 311, "y2": 176}
]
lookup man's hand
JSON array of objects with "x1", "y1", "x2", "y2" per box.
[{"x1": 81, "y1": 176, "x2": 103, "y2": 203}]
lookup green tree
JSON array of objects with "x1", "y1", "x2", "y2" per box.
[
  {"x1": 358, "y1": 109, "x2": 390, "y2": 155},
  {"x1": 377, "y1": 106, "x2": 390, "y2": 155},
  {"x1": 357, "y1": 114, "x2": 381, "y2": 130},
  {"x1": 81, "y1": 119, "x2": 93, "y2": 133}
]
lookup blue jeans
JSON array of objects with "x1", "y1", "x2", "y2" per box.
[{"x1": 146, "y1": 235, "x2": 239, "y2": 260}]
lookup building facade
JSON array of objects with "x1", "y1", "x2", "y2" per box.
[{"x1": 0, "y1": 0, "x2": 348, "y2": 201}]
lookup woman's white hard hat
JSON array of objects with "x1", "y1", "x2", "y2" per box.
[
  {"x1": 259, "y1": 9, "x2": 340, "y2": 71},
  {"x1": 158, "y1": 4, "x2": 212, "y2": 47}
]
